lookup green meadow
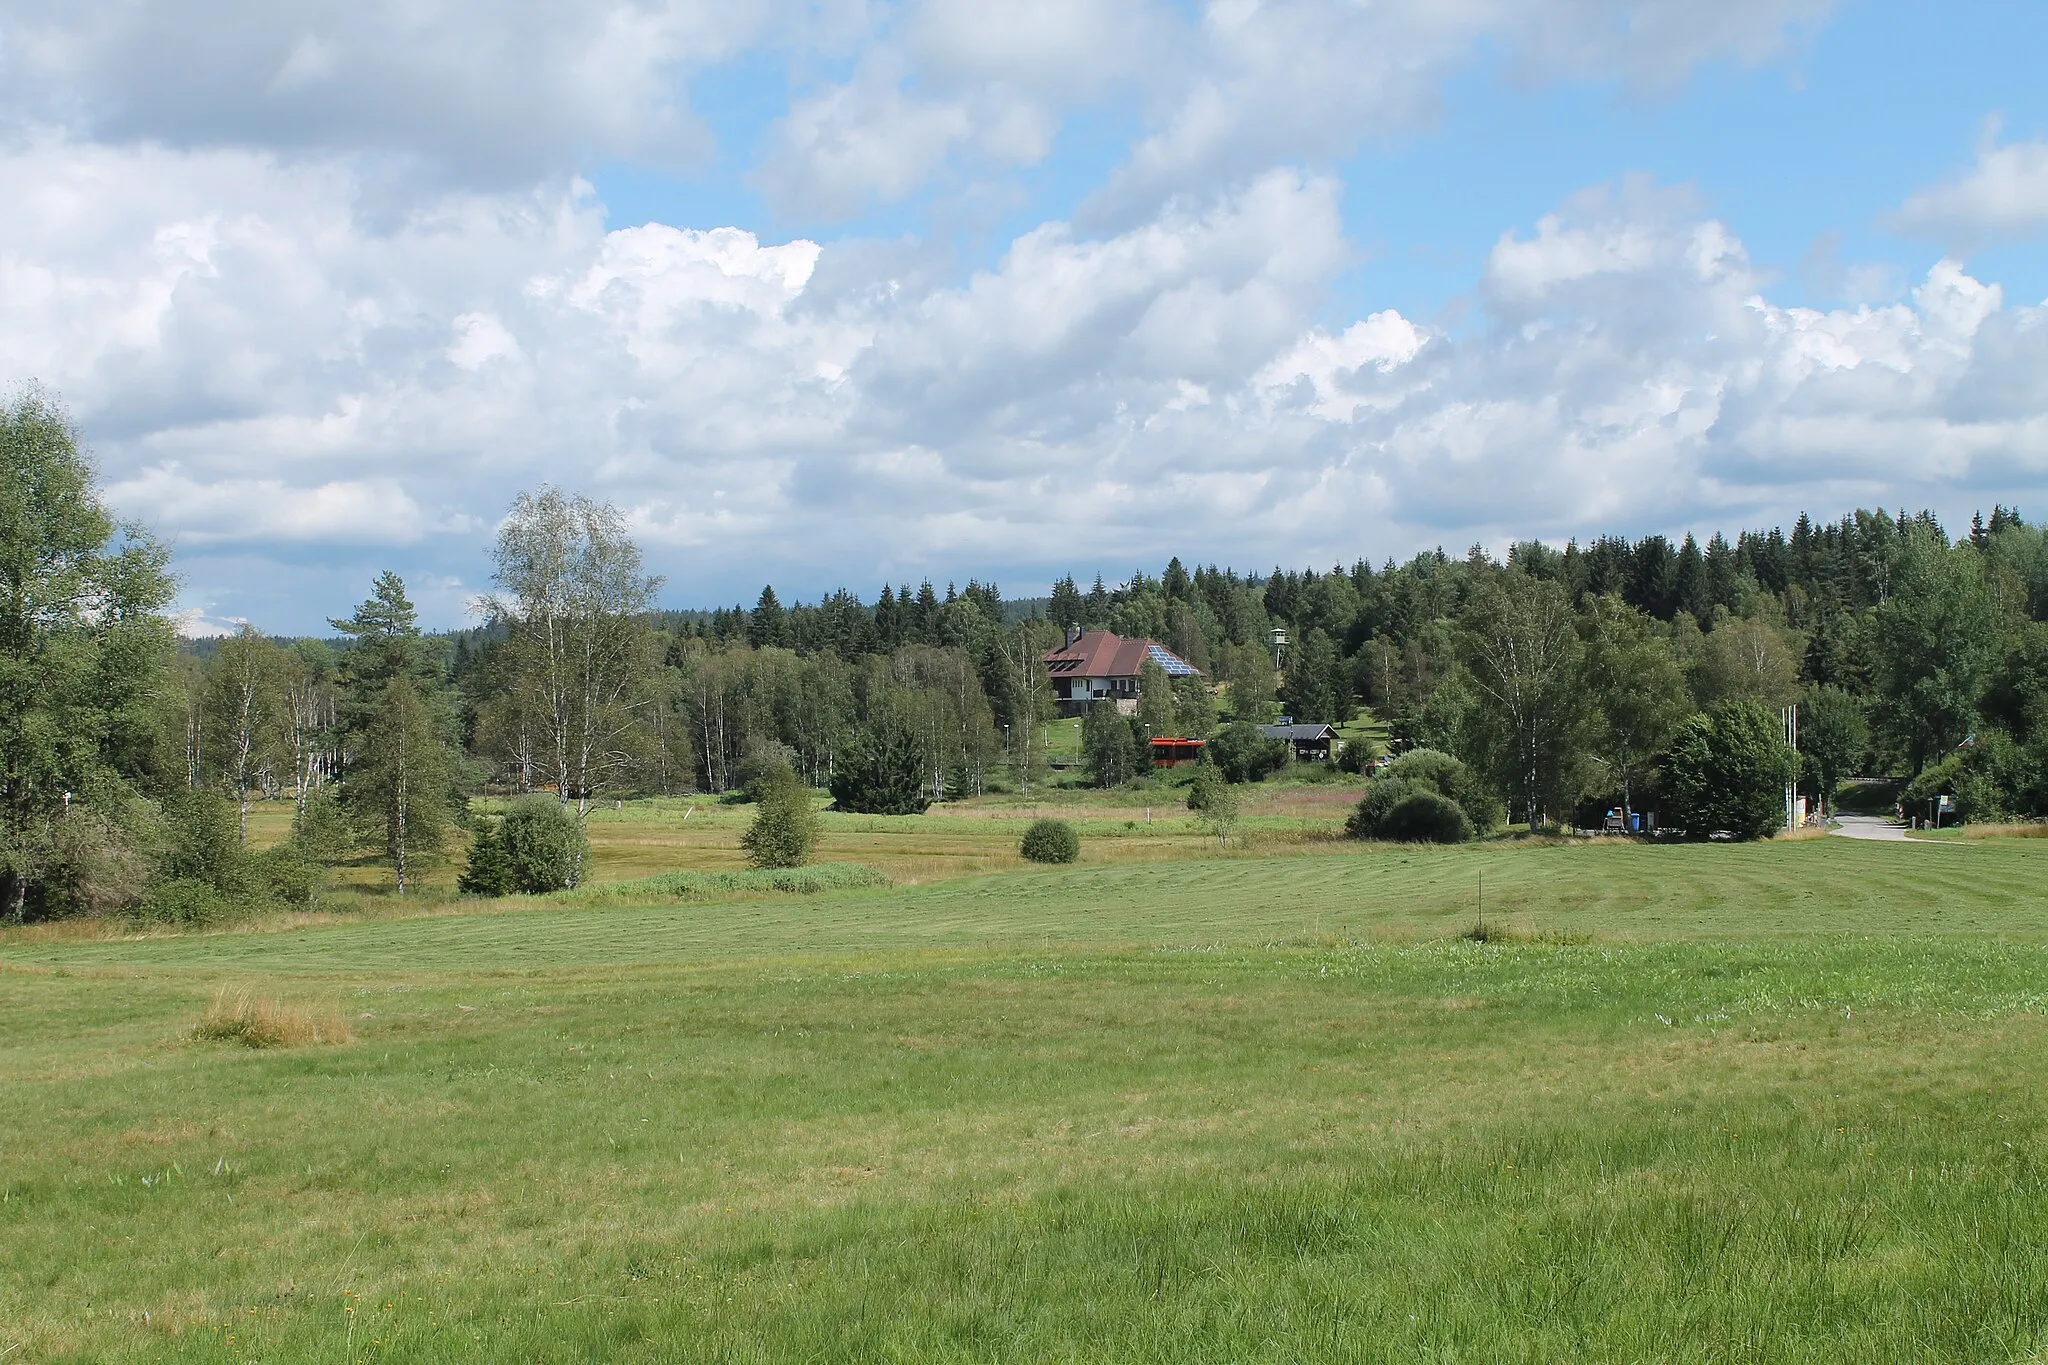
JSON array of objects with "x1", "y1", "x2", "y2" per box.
[{"x1": 4, "y1": 812, "x2": 2048, "y2": 1362}]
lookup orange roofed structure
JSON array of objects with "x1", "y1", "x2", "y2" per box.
[{"x1": 1043, "y1": 628, "x2": 1201, "y2": 717}]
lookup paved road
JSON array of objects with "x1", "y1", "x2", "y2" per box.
[{"x1": 1830, "y1": 814, "x2": 1923, "y2": 842}]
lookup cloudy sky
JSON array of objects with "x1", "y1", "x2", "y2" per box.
[{"x1": 4, "y1": 0, "x2": 2046, "y2": 632}]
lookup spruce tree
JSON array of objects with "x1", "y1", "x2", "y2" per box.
[
  {"x1": 347, "y1": 674, "x2": 456, "y2": 895},
  {"x1": 829, "y1": 720, "x2": 931, "y2": 814},
  {"x1": 331, "y1": 573, "x2": 462, "y2": 894},
  {"x1": 749, "y1": 585, "x2": 785, "y2": 648}
]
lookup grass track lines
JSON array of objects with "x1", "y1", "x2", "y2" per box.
[{"x1": 6, "y1": 835, "x2": 2038, "y2": 975}]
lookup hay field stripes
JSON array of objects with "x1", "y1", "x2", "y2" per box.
[{"x1": 6, "y1": 836, "x2": 2039, "y2": 977}]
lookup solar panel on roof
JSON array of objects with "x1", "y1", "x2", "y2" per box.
[{"x1": 1145, "y1": 644, "x2": 1199, "y2": 676}]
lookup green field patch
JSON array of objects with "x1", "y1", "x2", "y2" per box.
[
  {"x1": 552, "y1": 862, "x2": 892, "y2": 904},
  {"x1": 5, "y1": 838, "x2": 2048, "y2": 1361}
]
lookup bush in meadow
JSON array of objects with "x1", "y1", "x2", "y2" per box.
[{"x1": 1020, "y1": 818, "x2": 1079, "y2": 864}]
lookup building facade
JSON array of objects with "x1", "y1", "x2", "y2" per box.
[{"x1": 1043, "y1": 628, "x2": 1202, "y2": 717}]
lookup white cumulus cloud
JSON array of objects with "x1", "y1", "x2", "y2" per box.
[
  {"x1": 0, "y1": 0, "x2": 817, "y2": 182},
  {"x1": 1891, "y1": 130, "x2": 2048, "y2": 251}
]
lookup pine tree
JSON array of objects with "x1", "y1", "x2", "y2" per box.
[
  {"x1": 1083, "y1": 575, "x2": 1110, "y2": 627},
  {"x1": 346, "y1": 674, "x2": 456, "y2": 895},
  {"x1": 332, "y1": 573, "x2": 462, "y2": 894},
  {"x1": 1049, "y1": 576, "x2": 1082, "y2": 630},
  {"x1": 1674, "y1": 534, "x2": 1710, "y2": 622},
  {"x1": 749, "y1": 585, "x2": 785, "y2": 648},
  {"x1": 1281, "y1": 629, "x2": 1351, "y2": 726},
  {"x1": 874, "y1": 584, "x2": 900, "y2": 646},
  {"x1": 828, "y1": 720, "x2": 931, "y2": 814},
  {"x1": 913, "y1": 580, "x2": 942, "y2": 643},
  {"x1": 1162, "y1": 557, "x2": 1191, "y2": 600}
]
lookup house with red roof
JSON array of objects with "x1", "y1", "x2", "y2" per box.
[{"x1": 1042, "y1": 628, "x2": 1202, "y2": 717}]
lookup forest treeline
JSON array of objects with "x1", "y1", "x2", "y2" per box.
[{"x1": 7, "y1": 385, "x2": 2048, "y2": 920}]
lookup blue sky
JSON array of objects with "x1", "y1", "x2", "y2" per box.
[
  {"x1": 593, "y1": 0, "x2": 2048, "y2": 319},
  {"x1": 1347, "y1": 2, "x2": 2046, "y2": 321},
  {"x1": 3, "y1": 0, "x2": 2046, "y2": 631}
]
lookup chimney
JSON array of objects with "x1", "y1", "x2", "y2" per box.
[{"x1": 1063, "y1": 624, "x2": 1079, "y2": 649}]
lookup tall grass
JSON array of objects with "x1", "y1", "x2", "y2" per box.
[{"x1": 191, "y1": 986, "x2": 350, "y2": 1048}]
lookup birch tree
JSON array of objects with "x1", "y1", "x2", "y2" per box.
[
  {"x1": 1001, "y1": 619, "x2": 1054, "y2": 797},
  {"x1": 203, "y1": 626, "x2": 282, "y2": 843},
  {"x1": 485, "y1": 489, "x2": 663, "y2": 814},
  {"x1": 1459, "y1": 572, "x2": 1585, "y2": 831},
  {"x1": 277, "y1": 640, "x2": 337, "y2": 812}
]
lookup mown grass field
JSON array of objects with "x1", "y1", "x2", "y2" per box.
[
  {"x1": 3, "y1": 800, "x2": 2048, "y2": 1362},
  {"x1": 217, "y1": 781, "x2": 1364, "y2": 917}
]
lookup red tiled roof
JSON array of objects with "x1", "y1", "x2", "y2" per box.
[{"x1": 1043, "y1": 630, "x2": 1197, "y2": 678}]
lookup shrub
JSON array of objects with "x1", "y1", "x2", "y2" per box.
[
  {"x1": 1186, "y1": 761, "x2": 1225, "y2": 812},
  {"x1": 1346, "y1": 749, "x2": 1493, "y2": 841},
  {"x1": 1336, "y1": 735, "x2": 1385, "y2": 774},
  {"x1": 1195, "y1": 782, "x2": 1243, "y2": 845},
  {"x1": 43, "y1": 797, "x2": 155, "y2": 916},
  {"x1": 157, "y1": 789, "x2": 249, "y2": 895},
  {"x1": 829, "y1": 722, "x2": 932, "y2": 815},
  {"x1": 1901, "y1": 732, "x2": 2045, "y2": 824},
  {"x1": 496, "y1": 796, "x2": 589, "y2": 892},
  {"x1": 137, "y1": 877, "x2": 231, "y2": 926},
  {"x1": 1019, "y1": 818, "x2": 1080, "y2": 864},
  {"x1": 251, "y1": 844, "x2": 324, "y2": 907},
  {"x1": 1376, "y1": 790, "x2": 1474, "y2": 844},
  {"x1": 741, "y1": 774, "x2": 821, "y2": 869},
  {"x1": 288, "y1": 786, "x2": 352, "y2": 863},
  {"x1": 1207, "y1": 720, "x2": 1288, "y2": 784},
  {"x1": 1662, "y1": 700, "x2": 1798, "y2": 840}
]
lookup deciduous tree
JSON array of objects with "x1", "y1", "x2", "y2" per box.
[
  {"x1": 485, "y1": 488, "x2": 663, "y2": 813},
  {"x1": 1459, "y1": 573, "x2": 1584, "y2": 831},
  {"x1": 1082, "y1": 699, "x2": 1140, "y2": 787},
  {"x1": 1579, "y1": 596, "x2": 1690, "y2": 825},
  {"x1": 1869, "y1": 533, "x2": 1999, "y2": 771},
  {"x1": 203, "y1": 626, "x2": 284, "y2": 843},
  {"x1": 1798, "y1": 685, "x2": 1867, "y2": 815},
  {"x1": 0, "y1": 388, "x2": 175, "y2": 919},
  {"x1": 1662, "y1": 700, "x2": 1798, "y2": 841}
]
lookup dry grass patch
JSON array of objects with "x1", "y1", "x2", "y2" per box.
[
  {"x1": 192, "y1": 986, "x2": 351, "y2": 1048},
  {"x1": 1951, "y1": 820, "x2": 2048, "y2": 840}
]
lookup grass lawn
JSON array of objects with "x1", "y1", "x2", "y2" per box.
[{"x1": 3, "y1": 818, "x2": 2048, "y2": 1361}]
